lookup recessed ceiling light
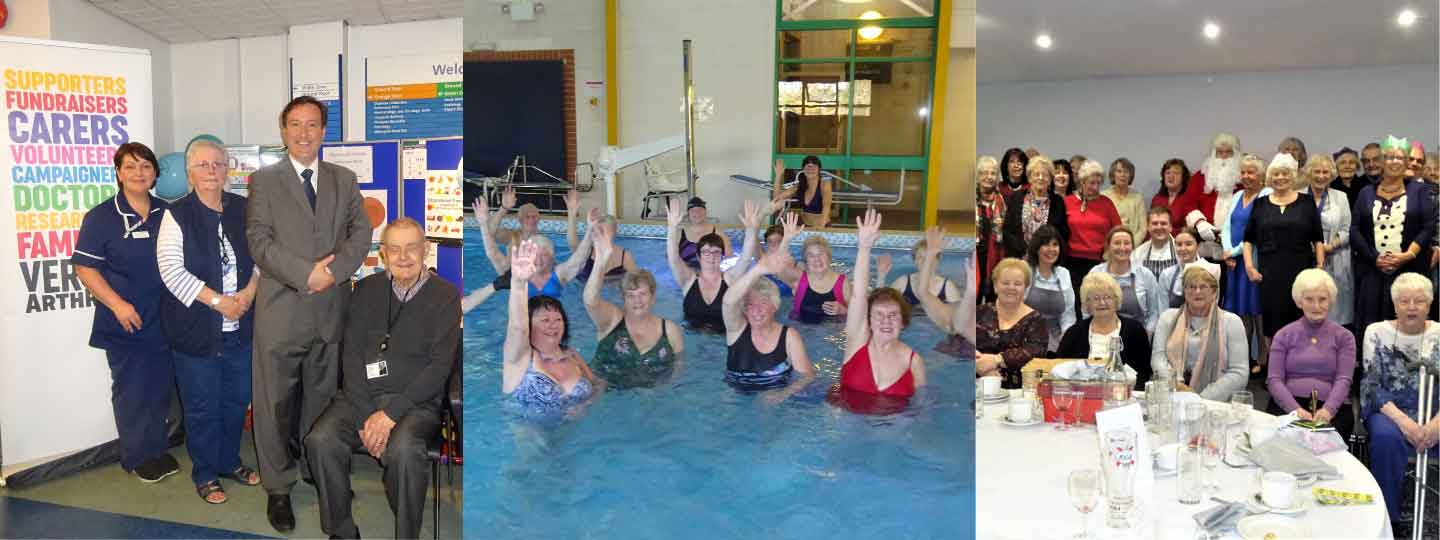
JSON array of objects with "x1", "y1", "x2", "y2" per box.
[
  {"x1": 1397, "y1": 9, "x2": 1418, "y2": 27},
  {"x1": 1035, "y1": 34, "x2": 1052, "y2": 49},
  {"x1": 917, "y1": 107, "x2": 928, "y2": 117},
  {"x1": 1203, "y1": 22, "x2": 1221, "y2": 40}
]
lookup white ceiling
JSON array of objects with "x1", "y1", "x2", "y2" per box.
[
  {"x1": 978, "y1": 0, "x2": 1438, "y2": 83},
  {"x1": 86, "y1": 0, "x2": 463, "y2": 43}
]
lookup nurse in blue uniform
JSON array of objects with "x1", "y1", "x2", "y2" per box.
[{"x1": 72, "y1": 142, "x2": 179, "y2": 483}]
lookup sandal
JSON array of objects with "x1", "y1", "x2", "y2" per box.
[
  {"x1": 221, "y1": 466, "x2": 261, "y2": 486},
  {"x1": 197, "y1": 480, "x2": 227, "y2": 504}
]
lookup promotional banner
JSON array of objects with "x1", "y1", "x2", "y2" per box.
[
  {"x1": 0, "y1": 37, "x2": 152, "y2": 473},
  {"x1": 365, "y1": 54, "x2": 462, "y2": 140}
]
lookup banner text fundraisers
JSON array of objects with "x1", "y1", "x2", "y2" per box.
[{"x1": 5, "y1": 68, "x2": 133, "y2": 313}]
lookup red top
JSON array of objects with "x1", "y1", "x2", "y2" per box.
[
  {"x1": 1063, "y1": 194, "x2": 1123, "y2": 260},
  {"x1": 1149, "y1": 188, "x2": 1198, "y2": 236},
  {"x1": 840, "y1": 342, "x2": 916, "y2": 397}
]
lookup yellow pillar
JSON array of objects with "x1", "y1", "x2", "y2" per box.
[
  {"x1": 606, "y1": 0, "x2": 619, "y2": 147},
  {"x1": 924, "y1": 1, "x2": 952, "y2": 227}
]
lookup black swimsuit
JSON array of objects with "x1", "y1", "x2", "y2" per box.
[
  {"x1": 725, "y1": 325, "x2": 792, "y2": 389},
  {"x1": 683, "y1": 278, "x2": 727, "y2": 332}
]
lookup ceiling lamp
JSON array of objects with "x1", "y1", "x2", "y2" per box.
[
  {"x1": 1397, "y1": 9, "x2": 1418, "y2": 27},
  {"x1": 1035, "y1": 33, "x2": 1052, "y2": 49},
  {"x1": 859, "y1": 10, "x2": 884, "y2": 40},
  {"x1": 1203, "y1": 22, "x2": 1221, "y2": 40}
]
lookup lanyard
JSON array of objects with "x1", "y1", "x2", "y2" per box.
[{"x1": 380, "y1": 277, "x2": 417, "y2": 352}]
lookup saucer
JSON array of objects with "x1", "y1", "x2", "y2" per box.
[
  {"x1": 1250, "y1": 493, "x2": 1311, "y2": 515},
  {"x1": 999, "y1": 415, "x2": 1041, "y2": 427},
  {"x1": 982, "y1": 392, "x2": 1010, "y2": 403},
  {"x1": 1237, "y1": 515, "x2": 1311, "y2": 539}
]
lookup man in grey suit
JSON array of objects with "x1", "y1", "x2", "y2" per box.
[{"x1": 246, "y1": 96, "x2": 371, "y2": 532}]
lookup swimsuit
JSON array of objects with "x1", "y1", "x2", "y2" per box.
[
  {"x1": 683, "y1": 277, "x2": 728, "y2": 332},
  {"x1": 725, "y1": 324, "x2": 792, "y2": 389},
  {"x1": 492, "y1": 270, "x2": 564, "y2": 298},
  {"x1": 575, "y1": 248, "x2": 629, "y2": 282},
  {"x1": 511, "y1": 354, "x2": 594, "y2": 415},
  {"x1": 901, "y1": 275, "x2": 950, "y2": 305},
  {"x1": 791, "y1": 272, "x2": 846, "y2": 323},
  {"x1": 840, "y1": 342, "x2": 916, "y2": 397},
  {"x1": 591, "y1": 318, "x2": 677, "y2": 389}
]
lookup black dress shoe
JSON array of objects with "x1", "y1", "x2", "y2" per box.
[
  {"x1": 267, "y1": 494, "x2": 295, "y2": 532},
  {"x1": 328, "y1": 527, "x2": 360, "y2": 540}
]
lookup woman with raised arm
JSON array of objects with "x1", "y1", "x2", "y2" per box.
[
  {"x1": 672, "y1": 196, "x2": 733, "y2": 268},
  {"x1": 666, "y1": 198, "x2": 761, "y2": 332},
  {"x1": 875, "y1": 239, "x2": 962, "y2": 309},
  {"x1": 563, "y1": 189, "x2": 639, "y2": 281},
  {"x1": 583, "y1": 223, "x2": 685, "y2": 389},
  {"x1": 771, "y1": 155, "x2": 833, "y2": 228},
  {"x1": 916, "y1": 227, "x2": 975, "y2": 359},
  {"x1": 834, "y1": 209, "x2": 927, "y2": 409},
  {"x1": 490, "y1": 186, "x2": 542, "y2": 249},
  {"x1": 721, "y1": 214, "x2": 815, "y2": 404},
  {"x1": 502, "y1": 240, "x2": 604, "y2": 418},
  {"x1": 463, "y1": 207, "x2": 598, "y2": 314}
]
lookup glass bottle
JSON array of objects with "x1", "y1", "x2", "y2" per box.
[{"x1": 1104, "y1": 336, "x2": 1130, "y2": 402}]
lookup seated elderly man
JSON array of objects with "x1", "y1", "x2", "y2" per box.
[{"x1": 305, "y1": 218, "x2": 460, "y2": 540}]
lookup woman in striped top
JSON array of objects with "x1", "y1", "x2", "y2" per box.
[{"x1": 156, "y1": 140, "x2": 261, "y2": 504}]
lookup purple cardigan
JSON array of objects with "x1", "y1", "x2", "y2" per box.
[{"x1": 1266, "y1": 317, "x2": 1356, "y2": 416}]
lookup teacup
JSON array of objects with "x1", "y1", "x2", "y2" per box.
[
  {"x1": 980, "y1": 376, "x2": 1002, "y2": 397},
  {"x1": 1153, "y1": 443, "x2": 1181, "y2": 470},
  {"x1": 1007, "y1": 398, "x2": 1033, "y2": 423},
  {"x1": 1261, "y1": 472, "x2": 1297, "y2": 509}
]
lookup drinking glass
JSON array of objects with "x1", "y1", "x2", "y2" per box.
[
  {"x1": 1053, "y1": 384, "x2": 1075, "y2": 431},
  {"x1": 1201, "y1": 412, "x2": 1224, "y2": 492},
  {"x1": 1177, "y1": 443, "x2": 1204, "y2": 504},
  {"x1": 1103, "y1": 428, "x2": 1138, "y2": 528},
  {"x1": 1068, "y1": 469, "x2": 1101, "y2": 539},
  {"x1": 1065, "y1": 390, "x2": 1087, "y2": 429},
  {"x1": 1181, "y1": 402, "x2": 1207, "y2": 447},
  {"x1": 1023, "y1": 369, "x2": 1042, "y2": 393},
  {"x1": 1230, "y1": 390, "x2": 1254, "y2": 425}
]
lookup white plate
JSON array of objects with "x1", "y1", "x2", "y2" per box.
[
  {"x1": 1236, "y1": 515, "x2": 1311, "y2": 539},
  {"x1": 999, "y1": 415, "x2": 1041, "y2": 427},
  {"x1": 1250, "y1": 493, "x2": 1311, "y2": 515},
  {"x1": 983, "y1": 393, "x2": 1010, "y2": 403}
]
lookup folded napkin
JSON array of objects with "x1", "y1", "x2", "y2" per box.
[
  {"x1": 1239, "y1": 433, "x2": 1340, "y2": 478},
  {"x1": 1050, "y1": 360, "x2": 1137, "y2": 384},
  {"x1": 1193, "y1": 499, "x2": 1252, "y2": 533}
]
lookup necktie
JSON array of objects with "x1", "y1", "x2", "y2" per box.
[{"x1": 301, "y1": 168, "x2": 316, "y2": 211}]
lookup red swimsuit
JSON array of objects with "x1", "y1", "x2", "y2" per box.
[{"x1": 839, "y1": 342, "x2": 916, "y2": 397}]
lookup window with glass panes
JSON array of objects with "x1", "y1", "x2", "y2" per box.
[{"x1": 773, "y1": 0, "x2": 939, "y2": 228}]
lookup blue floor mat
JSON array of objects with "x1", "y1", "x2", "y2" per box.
[{"x1": 0, "y1": 496, "x2": 274, "y2": 539}]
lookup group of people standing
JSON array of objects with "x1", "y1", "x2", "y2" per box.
[
  {"x1": 974, "y1": 133, "x2": 1440, "y2": 525},
  {"x1": 75, "y1": 96, "x2": 459, "y2": 539}
]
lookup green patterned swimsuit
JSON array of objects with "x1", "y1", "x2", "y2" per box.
[{"x1": 592, "y1": 318, "x2": 677, "y2": 389}]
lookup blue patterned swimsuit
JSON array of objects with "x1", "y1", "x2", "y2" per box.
[{"x1": 512, "y1": 354, "x2": 595, "y2": 415}]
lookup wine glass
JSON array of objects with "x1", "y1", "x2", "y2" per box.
[
  {"x1": 1230, "y1": 390, "x2": 1254, "y2": 425},
  {"x1": 1053, "y1": 388, "x2": 1075, "y2": 431},
  {"x1": 1068, "y1": 468, "x2": 1102, "y2": 539}
]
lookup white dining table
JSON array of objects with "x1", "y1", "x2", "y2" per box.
[{"x1": 975, "y1": 397, "x2": 1394, "y2": 540}]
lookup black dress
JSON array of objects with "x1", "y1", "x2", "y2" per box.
[{"x1": 1244, "y1": 193, "x2": 1323, "y2": 337}]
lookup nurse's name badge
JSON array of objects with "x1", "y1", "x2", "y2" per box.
[
  {"x1": 366, "y1": 360, "x2": 388, "y2": 379},
  {"x1": 131, "y1": 230, "x2": 150, "y2": 239}
]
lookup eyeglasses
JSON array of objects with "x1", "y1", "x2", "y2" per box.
[
  {"x1": 1085, "y1": 296, "x2": 1115, "y2": 305},
  {"x1": 382, "y1": 244, "x2": 424, "y2": 258},
  {"x1": 699, "y1": 248, "x2": 724, "y2": 257},
  {"x1": 189, "y1": 160, "x2": 227, "y2": 172},
  {"x1": 1396, "y1": 297, "x2": 1430, "y2": 307},
  {"x1": 1184, "y1": 283, "x2": 1215, "y2": 292}
]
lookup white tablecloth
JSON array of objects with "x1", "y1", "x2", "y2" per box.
[{"x1": 976, "y1": 399, "x2": 1393, "y2": 539}]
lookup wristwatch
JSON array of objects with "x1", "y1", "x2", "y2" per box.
[{"x1": 210, "y1": 296, "x2": 221, "y2": 307}]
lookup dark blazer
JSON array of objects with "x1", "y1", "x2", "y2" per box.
[
  {"x1": 245, "y1": 159, "x2": 372, "y2": 344},
  {"x1": 1055, "y1": 316, "x2": 1153, "y2": 390},
  {"x1": 1002, "y1": 190, "x2": 1069, "y2": 259}
]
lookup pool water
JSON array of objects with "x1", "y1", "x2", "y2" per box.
[{"x1": 463, "y1": 227, "x2": 975, "y2": 539}]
